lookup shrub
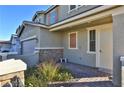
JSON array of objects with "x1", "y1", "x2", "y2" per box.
[
  {"x1": 38, "y1": 60, "x2": 60, "y2": 82},
  {"x1": 25, "y1": 60, "x2": 74, "y2": 87},
  {"x1": 54, "y1": 72, "x2": 73, "y2": 81}
]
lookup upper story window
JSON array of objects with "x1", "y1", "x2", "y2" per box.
[
  {"x1": 49, "y1": 10, "x2": 58, "y2": 25},
  {"x1": 70, "y1": 5, "x2": 77, "y2": 10},
  {"x1": 68, "y1": 5, "x2": 86, "y2": 13},
  {"x1": 35, "y1": 17, "x2": 42, "y2": 23}
]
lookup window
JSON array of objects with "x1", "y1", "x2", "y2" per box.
[
  {"x1": 88, "y1": 30, "x2": 96, "y2": 53},
  {"x1": 69, "y1": 5, "x2": 86, "y2": 12},
  {"x1": 70, "y1": 5, "x2": 77, "y2": 11},
  {"x1": 49, "y1": 10, "x2": 58, "y2": 25},
  {"x1": 78, "y1": 5, "x2": 82, "y2": 7},
  {"x1": 69, "y1": 32, "x2": 78, "y2": 49}
]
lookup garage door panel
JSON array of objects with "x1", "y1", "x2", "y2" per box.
[{"x1": 22, "y1": 39, "x2": 36, "y2": 55}]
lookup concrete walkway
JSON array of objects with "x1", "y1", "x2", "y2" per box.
[{"x1": 60, "y1": 62, "x2": 114, "y2": 87}]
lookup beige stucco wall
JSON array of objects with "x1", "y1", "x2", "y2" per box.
[
  {"x1": 39, "y1": 28, "x2": 63, "y2": 48},
  {"x1": 62, "y1": 27, "x2": 96, "y2": 67},
  {"x1": 112, "y1": 13, "x2": 124, "y2": 86},
  {"x1": 20, "y1": 25, "x2": 40, "y2": 40},
  {"x1": 20, "y1": 25, "x2": 40, "y2": 51}
]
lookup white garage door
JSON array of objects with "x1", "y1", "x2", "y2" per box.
[{"x1": 22, "y1": 39, "x2": 36, "y2": 55}]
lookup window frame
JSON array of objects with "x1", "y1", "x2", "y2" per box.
[
  {"x1": 68, "y1": 32, "x2": 78, "y2": 49},
  {"x1": 87, "y1": 29, "x2": 96, "y2": 54},
  {"x1": 68, "y1": 5, "x2": 77, "y2": 13},
  {"x1": 48, "y1": 8, "x2": 58, "y2": 25},
  {"x1": 68, "y1": 5, "x2": 86, "y2": 13},
  {"x1": 49, "y1": 10, "x2": 58, "y2": 25}
]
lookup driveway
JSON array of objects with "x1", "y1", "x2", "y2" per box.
[{"x1": 57, "y1": 62, "x2": 114, "y2": 87}]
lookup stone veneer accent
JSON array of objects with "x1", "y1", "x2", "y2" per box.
[
  {"x1": 39, "y1": 49, "x2": 63, "y2": 63},
  {"x1": 0, "y1": 71, "x2": 24, "y2": 87},
  {"x1": 0, "y1": 59, "x2": 27, "y2": 87}
]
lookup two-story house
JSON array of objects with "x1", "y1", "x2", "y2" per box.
[{"x1": 16, "y1": 5, "x2": 124, "y2": 86}]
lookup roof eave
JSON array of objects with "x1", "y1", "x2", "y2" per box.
[{"x1": 49, "y1": 5, "x2": 118, "y2": 30}]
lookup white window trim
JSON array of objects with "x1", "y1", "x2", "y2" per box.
[
  {"x1": 87, "y1": 29, "x2": 96, "y2": 54},
  {"x1": 68, "y1": 5, "x2": 86, "y2": 13},
  {"x1": 77, "y1": 5, "x2": 84, "y2": 9},
  {"x1": 68, "y1": 32, "x2": 78, "y2": 49},
  {"x1": 68, "y1": 5, "x2": 78, "y2": 13}
]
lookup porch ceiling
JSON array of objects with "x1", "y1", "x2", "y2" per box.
[{"x1": 52, "y1": 15, "x2": 112, "y2": 32}]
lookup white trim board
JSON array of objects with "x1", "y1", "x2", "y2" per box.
[
  {"x1": 20, "y1": 36, "x2": 37, "y2": 42},
  {"x1": 68, "y1": 5, "x2": 88, "y2": 14},
  {"x1": 68, "y1": 5, "x2": 79, "y2": 13},
  {"x1": 23, "y1": 21, "x2": 48, "y2": 29},
  {"x1": 35, "y1": 47, "x2": 64, "y2": 50}
]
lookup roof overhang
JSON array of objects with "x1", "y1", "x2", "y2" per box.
[
  {"x1": 49, "y1": 5, "x2": 119, "y2": 31},
  {"x1": 16, "y1": 21, "x2": 49, "y2": 37},
  {"x1": 32, "y1": 11, "x2": 45, "y2": 21},
  {"x1": 23, "y1": 21, "x2": 49, "y2": 29}
]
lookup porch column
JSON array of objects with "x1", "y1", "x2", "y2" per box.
[{"x1": 112, "y1": 13, "x2": 124, "y2": 86}]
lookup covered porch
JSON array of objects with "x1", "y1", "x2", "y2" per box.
[{"x1": 49, "y1": 6, "x2": 124, "y2": 86}]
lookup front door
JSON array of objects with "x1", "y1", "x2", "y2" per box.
[{"x1": 96, "y1": 24, "x2": 113, "y2": 71}]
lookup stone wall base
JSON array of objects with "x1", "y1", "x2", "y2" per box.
[
  {"x1": 39, "y1": 49, "x2": 63, "y2": 63},
  {"x1": 0, "y1": 71, "x2": 25, "y2": 87}
]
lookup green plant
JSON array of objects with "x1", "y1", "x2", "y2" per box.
[
  {"x1": 25, "y1": 74, "x2": 47, "y2": 87},
  {"x1": 25, "y1": 67, "x2": 37, "y2": 77},
  {"x1": 38, "y1": 60, "x2": 60, "y2": 82},
  {"x1": 54, "y1": 67, "x2": 74, "y2": 81},
  {"x1": 25, "y1": 60, "x2": 74, "y2": 87},
  {"x1": 25, "y1": 67, "x2": 47, "y2": 87}
]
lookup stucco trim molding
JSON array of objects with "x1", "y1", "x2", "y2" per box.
[
  {"x1": 35, "y1": 47, "x2": 64, "y2": 50},
  {"x1": 0, "y1": 59, "x2": 27, "y2": 75},
  {"x1": 20, "y1": 36, "x2": 37, "y2": 42},
  {"x1": 23, "y1": 21, "x2": 49, "y2": 29},
  {"x1": 112, "y1": 6, "x2": 124, "y2": 16}
]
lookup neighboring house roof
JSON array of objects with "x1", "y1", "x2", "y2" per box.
[
  {"x1": 10, "y1": 34, "x2": 18, "y2": 42},
  {"x1": 0, "y1": 41, "x2": 10, "y2": 44}
]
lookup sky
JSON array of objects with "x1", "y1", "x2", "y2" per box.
[{"x1": 0, "y1": 5, "x2": 50, "y2": 40}]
